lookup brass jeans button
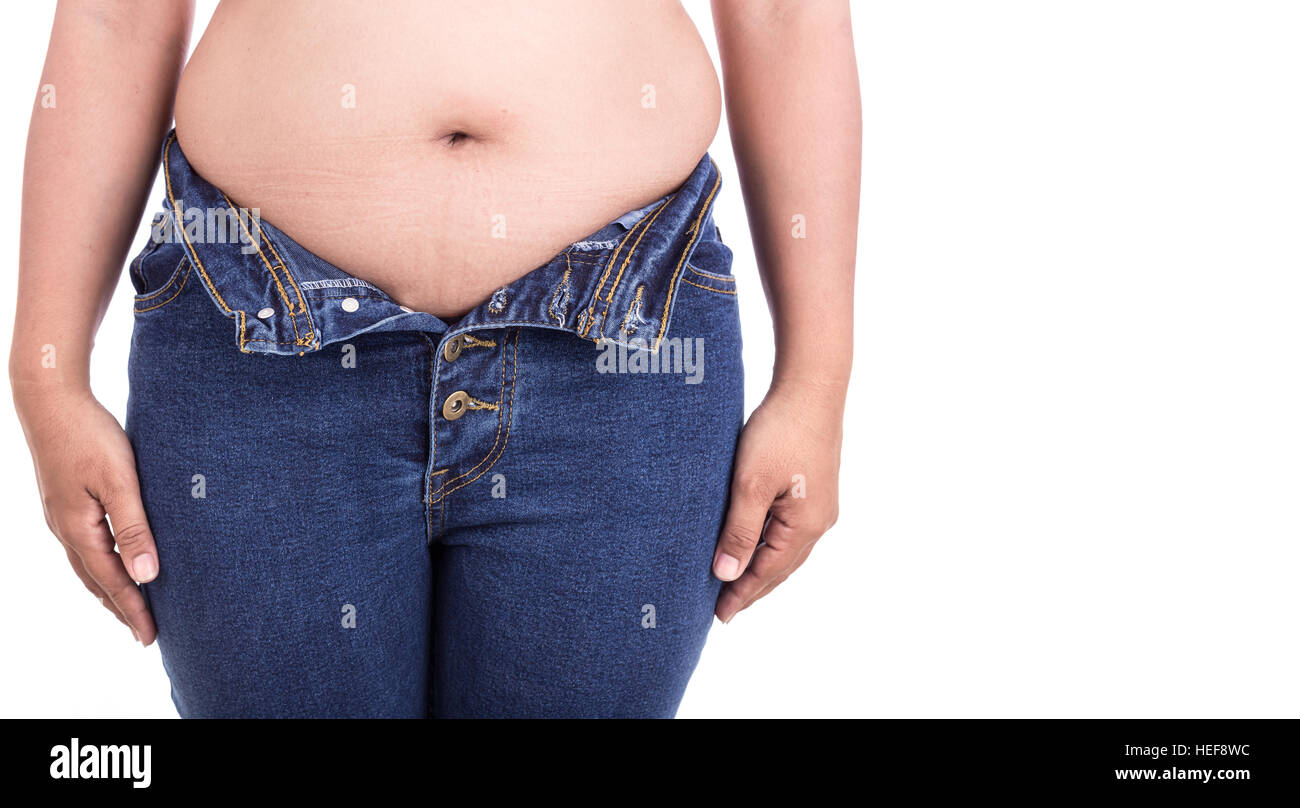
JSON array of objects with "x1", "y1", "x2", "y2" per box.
[
  {"x1": 442, "y1": 334, "x2": 465, "y2": 362},
  {"x1": 442, "y1": 390, "x2": 470, "y2": 421}
]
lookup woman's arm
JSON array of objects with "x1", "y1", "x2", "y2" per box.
[
  {"x1": 10, "y1": 0, "x2": 194, "y2": 644},
  {"x1": 709, "y1": 0, "x2": 860, "y2": 622}
]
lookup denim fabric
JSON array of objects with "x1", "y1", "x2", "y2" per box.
[{"x1": 125, "y1": 131, "x2": 744, "y2": 717}]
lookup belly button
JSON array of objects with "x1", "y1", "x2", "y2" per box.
[{"x1": 440, "y1": 131, "x2": 472, "y2": 147}]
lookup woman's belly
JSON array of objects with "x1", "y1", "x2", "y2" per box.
[{"x1": 174, "y1": 0, "x2": 721, "y2": 318}]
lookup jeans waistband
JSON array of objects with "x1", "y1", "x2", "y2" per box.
[{"x1": 152, "y1": 130, "x2": 723, "y2": 356}]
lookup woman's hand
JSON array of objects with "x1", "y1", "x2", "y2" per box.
[
  {"x1": 709, "y1": 1, "x2": 858, "y2": 620},
  {"x1": 713, "y1": 379, "x2": 845, "y2": 623},
  {"x1": 14, "y1": 386, "x2": 158, "y2": 645}
]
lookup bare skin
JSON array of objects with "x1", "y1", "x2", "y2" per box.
[
  {"x1": 178, "y1": 0, "x2": 722, "y2": 318},
  {"x1": 10, "y1": 0, "x2": 858, "y2": 647}
]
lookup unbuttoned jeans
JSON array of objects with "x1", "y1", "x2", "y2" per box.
[{"x1": 125, "y1": 132, "x2": 744, "y2": 717}]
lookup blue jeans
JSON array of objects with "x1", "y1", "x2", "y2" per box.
[{"x1": 125, "y1": 132, "x2": 744, "y2": 717}]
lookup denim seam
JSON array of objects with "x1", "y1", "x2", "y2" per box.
[
  {"x1": 221, "y1": 191, "x2": 314, "y2": 349},
  {"x1": 133, "y1": 258, "x2": 193, "y2": 312},
  {"x1": 297, "y1": 277, "x2": 385, "y2": 292},
  {"x1": 548, "y1": 257, "x2": 573, "y2": 327},
  {"x1": 430, "y1": 328, "x2": 513, "y2": 497},
  {"x1": 652, "y1": 165, "x2": 722, "y2": 350},
  {"x1": 680, "y1": 277, "x2": 737, "y2": 296},
  {"x1": 221, "y1": 190, "x2": 299, "y2": 345},
  {"x1": 435, "y1": 328, "x2": 520, "y2": 504},
  {"x1": 253, "y1": 220, "x2": 316, "y2": 349},
  {"x1": 580, "y1": 209, "x2": 651, "y2": 337},
  {"x1": 461, "y1": 319, "x2": 675, "y2": 351},
  {"x1": 302, "y1": 292, "x2": 391, "y2": 302},
  {"x1": 421, "y1": 335, "x2": 441, "y2": 544},
  {"x1": 161, "y1": 133, "x2": 251, "y2": 353},
  {"x1": 596, "y1": 197, "x2": 673, "y2": 336},
  {"x1": 620, "y1": 284, "x2": 646, "y2": 335},
  {"x1": 686, "y1": 263, "x2": 736, "y2": 283}
]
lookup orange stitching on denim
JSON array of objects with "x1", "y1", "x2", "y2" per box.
[
  {"x1": 597, "y1": 198, "x2": 672, "y2": 336},
  {"x1": 134, "y1": 260, "x2": 192, "y2": 312},
  {"x1": 254, "y1": 222, "x2": 311, "y2": 315},
  {"x1": 162, "y1": 133, "x2": 249, "y2": 352},
  {"x1": 432, "y1": 328, "x2": 508, "y2": 494},
  {"x1": 304, "y1": 293, "x2": 389, "y2": 301},
  {"x1": 581, "y1": 216, "x2": 647, "y2": 337},
  {"x1": 655, "y1": 166, "x2": 721, "y2": 350},
  {"x1": 687, "y1": 264, "x2": 735, "y2": 283},
  {"x1": 435, "y1": 328, "x2": 519, "y2": 503},
  {"x1": 462, "y1": 334, "x2": 497, "y2": 349},
  {"x1": 550, "y1": 256, "x2": 573, "y2": 326},
  {"x1": 133, "y1": 254, "x2": 189, "y2": 301},
  {"x1": 221, "y1": 191, "x2": 304, "y2": 347},
  {"x1": 244, "y1": 337, "x2": 317, "y2": 344},
  {"x1": 431, "y1": 328, "x2": 518, "y2": 498},
  {"x1": 620, "y1": 284, "x2": 646, "y2": 335},
  {"x1": 681, "y1": 277, "x2": 737, "y2": 295},
  {"x1": 252, "y1": 216, "x2": 316, "y2": 348}
]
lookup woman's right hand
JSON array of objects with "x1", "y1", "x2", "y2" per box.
[{"x1": 15, "y1": 386, "x2": 158, "y2": 645}]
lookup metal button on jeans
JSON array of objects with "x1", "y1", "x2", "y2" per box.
[
  {"x1": 443, "y1": 334, "x2": 465, "y2": 362},
  {"x1": 442, "y1": 390, "x2": 470, "y2": 420}
]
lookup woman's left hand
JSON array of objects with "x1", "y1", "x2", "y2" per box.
[{"x1": 712, "y1": 379, "x2": 845, "y2": 623}]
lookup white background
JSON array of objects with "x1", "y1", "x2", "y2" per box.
[{"x1": 3, "y1": 1, "x2": 1298, "y2": 718}]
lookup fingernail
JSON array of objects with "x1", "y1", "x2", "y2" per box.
[
  {"x1": 722, "y1": 613, "x2": 735, "y2": 624},
  {"x1": 132, "y1": 554, "x2": 158, "y2": 583},
  {"x1": 714, "y1": 553, "x2": 741, "y2": 581},
  {"x1": 131, "y1": 628, "x2": 141, "y2": 643}
]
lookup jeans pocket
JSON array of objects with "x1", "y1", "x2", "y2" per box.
[
  {"x1": 133, "y1": 255, "x2": 192, "y2": 314},
  {"x1": 682, "y1": 232, "x2": 737, "y2": 297}
]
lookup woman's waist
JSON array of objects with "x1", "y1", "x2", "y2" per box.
[
  {"x1": 138, "y1": 131, "x2": 726, "y2": 353},
  {"x1": 167, "y1": 140, "x2": 710, "y2": 318}
]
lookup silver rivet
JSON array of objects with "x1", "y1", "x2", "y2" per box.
[
  {"x1": 341, "y1": 297, "x2": 360, "y2": 313},
  {"x1": 257, "y1": 307, "x2": 275, "y2": 319},
  {"x1": 399, "y1": 305, "x2": 413, "y2": 313}
]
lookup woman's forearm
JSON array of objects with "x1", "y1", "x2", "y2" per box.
[
  {"x1": 712, "y1": 0, "x2": 860, "y2": 394},
  {"x1": 10, "y1": 0, "x2": 192, "y2": 397}
]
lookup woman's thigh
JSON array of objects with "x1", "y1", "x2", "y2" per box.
[
  {"x1": 428, "y1": 276, "x2": 745, "y2": 717},
  {"x1": 127, "y1": 268, "x2": 435, "y2": 717}
]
